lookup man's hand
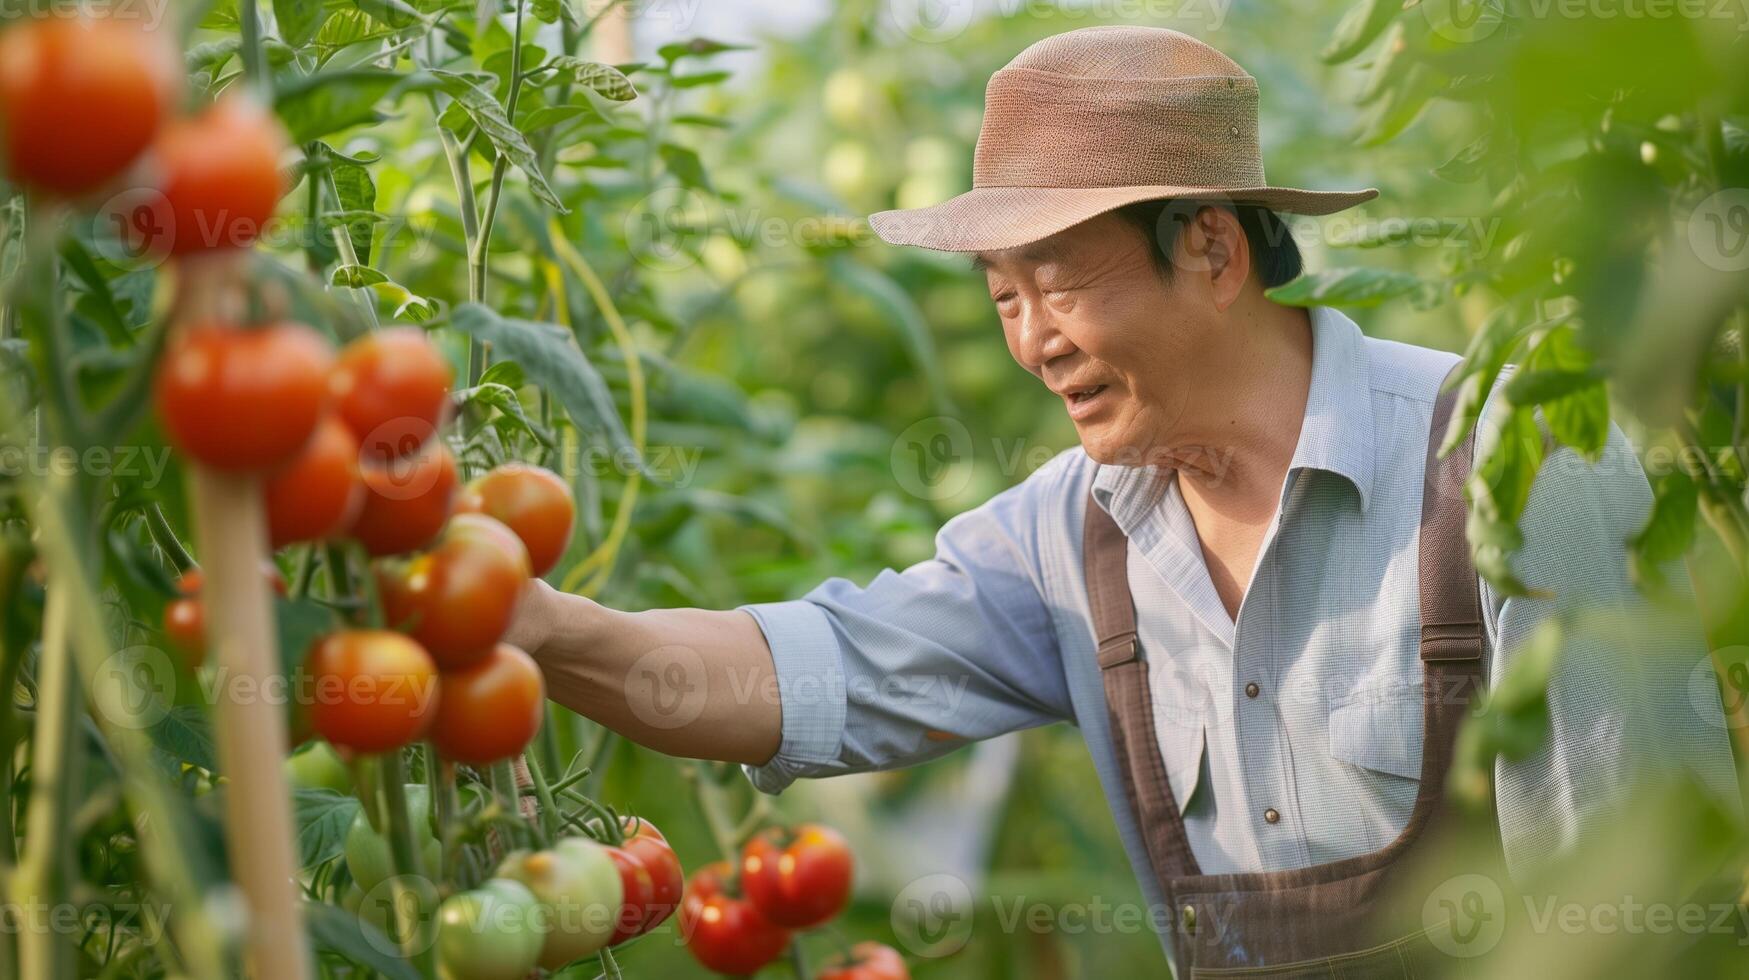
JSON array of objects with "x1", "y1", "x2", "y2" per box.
[{"x1": 504, "y1": 579, "x2": 785, "y2": 767}]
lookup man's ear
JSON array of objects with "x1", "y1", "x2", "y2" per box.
[{"x1": 1180, "y1": 207, "x2": 1251, "y2": 313}]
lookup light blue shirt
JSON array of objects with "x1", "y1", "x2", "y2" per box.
[{"x1": 740, "y1": 306, "x2": 1740, "y2": 948}]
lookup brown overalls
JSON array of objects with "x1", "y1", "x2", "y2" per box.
[{"x1": 1083, "y1": 366, "x2": 1500, "y2": 977}]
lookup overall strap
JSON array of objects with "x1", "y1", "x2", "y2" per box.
[{"x1": 1083, "y1": 492, "x2": 1203, "y2": 878}]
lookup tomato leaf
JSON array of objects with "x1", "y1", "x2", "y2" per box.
[
  {"x1": 275, "y1": 0, "x2": 327, "y2": 47},
  {"x1": 1629, "y1": 470, "x2": 1699, "y2": 588},
  {"x1": 1513, "y1": 324, "x2": 1609, "y2": 458},
  {"x1": 658, "y1": 38, "x2": 752, "y2": 62},
  {"x1": 293, "y1": 789, "x2": 360, "y2": 869},
  {"x1": 454, "y1": 382, "x2": 555, "y2": 447},
  {"x1": 275, "y1": 68, "x2": 439, "y2": 143},
  {"x1": 1264, "y1": 267, "x2": 1425, "y2": 308},
  {"x1": 1321, "y1": 0, "x2": 1401, "y2": 65},
  {"x1": 146, "y1": 705, "x2": 218, "y2": 775},
  {"x1": 305, "y1": 901, "x2": 421, "y2": 980},
  {"x1": 546, "y1": 57, "x2": 638, "y2": 102},
  {"x1": 449, "y1": 304, "x2": 640, "y2": 467},
  {"x1": 433, "y1": 70, "x2": 569, "y2": 213},
  {"x1": 659, "y1": 143, "x2": 711, "y2": 191}
]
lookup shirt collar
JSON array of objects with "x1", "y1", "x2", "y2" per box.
[{"x1": 1091, "y1": 304, "x2": 1376, "y2": 520}]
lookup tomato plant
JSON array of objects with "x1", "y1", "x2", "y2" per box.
[
  {"x1": 330, "y1": 327, "x2": 453, "y2": 462},
  {"x1": 457, "y1": 463, "x2": 576, "y2": 576},
  {"x1": 377, "y1": 513, "x2": 530, "y2": 669},
  {"x1": 349, "y1": 441, "x2": 459, "y2": 556},
  {"x1": 434, "y1": 879, "x2": 544, "y2": 980},
  {"x1": 264, "y1": 413, "x2": 364, "y2": 547},
  {"x1": 497, "y1": 837, "x2": 624, "y2": 969},
  {"x1": 427, "y1": 642, "x2": 544, "y2": 765},
  {"x1": 144, "y1": 95, "x2": 289, "y2": 256},
  {"x1": 818, "y1": 942, "x2": 912, "y2": 980},
  {"x1": 304, "y1": 630, "x2": 439, "y2": 754},
  {"x1": 153, "y1": 321, "x2": 334, "y2": 471}
]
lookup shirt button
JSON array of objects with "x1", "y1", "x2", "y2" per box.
[
  {"x1": 1244, "y1": 682, "x2": 1260, "y2": 698},
  {"x1": 1264, "y1": 808, "x2": 1280, "y2": 824},
  {"x1": 1181, "y1": 904, "x2": 1197, "y2": 934}
]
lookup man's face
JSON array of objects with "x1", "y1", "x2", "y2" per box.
[{"x1": 975, "y1": 210, "x2": 1223, "y2": 465}]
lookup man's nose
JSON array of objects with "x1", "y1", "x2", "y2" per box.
[{"x1": 1010, "y1": 302, "x2": 1076, "y2": 375}]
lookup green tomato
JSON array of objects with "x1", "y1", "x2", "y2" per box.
[
  {"x1": 344, "y1": 785, "x2": 442, "y2": 892},
  {"x1": 436, "y1": 879, "x2": 544, "y2": 980},
  {"x1": 284, "y1": 741, "x2": 352, "y2": 794},
  {"x1": 496, "y1": 837, "x2": 624, "y2": 969}
]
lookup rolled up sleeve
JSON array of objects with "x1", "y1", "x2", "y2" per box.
[{"x1": 741, "y1": 456, "x2": 1078, "y2": 794}]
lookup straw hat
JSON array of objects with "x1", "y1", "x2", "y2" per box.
[{"x1": 868, "y1": 25, "x2": 1377, "y2": 253}]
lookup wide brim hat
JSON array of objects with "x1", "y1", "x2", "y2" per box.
[{"x1": 869, "y1": 26, "x2": 1377, "y2": 253}]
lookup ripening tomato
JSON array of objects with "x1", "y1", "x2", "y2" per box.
[
  {"x1": 142, "y1": 95, "x2": 288, "y2": 255},
  {"x1": 343, "y1": 783, "x2": 442, "y2": 893},
  {"x1": 739, "y1": 824, "x2": 854, "y2": 928},
  {"x1": 265, "y1": 414, "x2": 364, "y2": 548},
  {"x1": 161, "y1": 566, "x2": 287, "y2": 667},
  {"x1": 435, "y1": 878, "x2": 544, "y2": 980},
  {"x1": 603, "y1": 845, "x2": 657, "y2": 947},
  {"x1": 330, "y1": 328, "x2": 453, "y2": 463},
  {"x1": 818, "y1": 942, "x2": 911, "y2": 980},
  {"x1": 619, "y1": 818, "x2": 684, "y2": 934},
  {"x1": 377, "y1": 513, "x2": 531, "y2": 669},
  {"x1": 348, "y1": 442, "x2": 457, "y2": 556},
  {"x1": 679, "y1": 861, "x2": 791, "y2": 976},
  {"x1": 154, "y1": 321, "x2": 333, "y2": 472},
  {"x1": 456, "y1": 464, "x2": 575, "y2": 577},
  {"x1": 428, "y1": 643, "x2": 544, "y2": 766},
  {"x1": 303, "y1": 630, "x2": 438, "y2": 754},
  {"x1": 496, "y1": 838, "x2": 624, "y2": 969},
  {"x1": 0, "y1": 15, "x2": 180, "y2": 196}
]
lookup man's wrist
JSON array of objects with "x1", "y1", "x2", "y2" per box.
[{"x1": 505, "y1": 578, "x2": 560, "y2": 655}]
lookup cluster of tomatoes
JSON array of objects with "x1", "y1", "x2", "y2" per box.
[
  {"x1": 0, "y1": 13, "x2": 285, "y2": 257},
  {"x1": 680, "y1": 823, "x2": 909, "y2": 979},
  {"x1": 153, "y1": 309, "x2": 576, "y2": 769},
  {"x1": 341, "y1": 798, "x2": 684, "y2": 979}
]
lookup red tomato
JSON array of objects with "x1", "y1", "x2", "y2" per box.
[
  {"x1": 456, "y1": 464, "x2": 575, "y2": 577},
  {"x1": 0, "y1": 15, "x2": 180, "y2": 196},
  {"x1": 740, "y1": 824, "x2": 854, "y2": 929},
  {"x1": 154, "y1": 321, "x2": 333, "y2": 472},
  {"x1": 161, "y1": 567, "x2": 287, "y2": 668},
  {"x1": 348, "y1": 442, "x2": 457, "y2": 556},
  {"x1": 376, "y1": 513, "x2": 530, "y2": 669},
  {"x1": 303, "y1": 630, "x2": 438, "y2": 754},
  {"x1": 428, "y1": 643, "x2": 544, "y2": 765},
  {"x1": 604, "y1": 845, "x2": 658, "y2": 946},
  {"x1": 137, "y1": 95, "x2": 287, "y2": 256},
  {"x1": 265, "y1": 414, "x2": 364, "y2": 548},
  {"x1": 330, "y1": 328, "x2": 453, "y2": 463},
  {"x1": 620, "y1": 817, "x2": 684, "y2": 933},
  {"x1": 679, "y1": 861, "x2": 791, "y2": 975},
  {"x1": 818, "y1": 942, "x2": 911, "y2": 980}
]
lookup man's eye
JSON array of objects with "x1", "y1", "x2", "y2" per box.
[{"x1": 991, "y1": 292, "x2": 1017, "y2": 304}]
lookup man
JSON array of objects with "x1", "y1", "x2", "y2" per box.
[{"x1": 509, "y1": 26, "x2": 1738, "y2": 973}]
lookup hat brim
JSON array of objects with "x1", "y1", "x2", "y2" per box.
[{"x1": 868, "y1": 184, "x2": 1378, "y2": 253}]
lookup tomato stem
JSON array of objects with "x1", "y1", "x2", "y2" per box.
[
  {"x1": 143, "y1": 503, "x2": 195, "y2": 575},
  {"x1": 377, "y1": 751, "x2": 435, "y2": 972},
  {"x1": 788, "y1": 937, "x2": 813, "y2": 980},
  {"x1": 520, "y1": 748, "x2": 561, "y2": 844},
  {"x1": 14, "y1": 578, "x2": 78, "y2": 979}
]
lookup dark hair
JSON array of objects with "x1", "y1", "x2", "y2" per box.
[{"x1": 1113, "y1": 200, "x2": 1303, "y2": 289}]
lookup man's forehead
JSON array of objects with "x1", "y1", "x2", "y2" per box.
[{"x1": 969, "y1": 234, "x2": 1072, "y2": 273}]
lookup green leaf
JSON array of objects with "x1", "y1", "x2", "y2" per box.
[
  {"x1": 670, "y1": 70, "x2": 732, "y2": 89},
  {"x1": 1515, "y1": 324, "x2": 1609, "y2": 458},
  {"x1": 531, "y1": 0, "x2": 580, "y2": 25},
  {"x1": 1321, "y1": 0, "x2": 1401, "y2": 65},
  {"x1": 305, "y1": 901, "x2": 420, "y2": 980},
  {"x1": 546, "y1": 57, "x2": 638, "y2": 101},
  {"x1": 147, "y1": 705, "x2": 218, "y2": 774},
  {"x1": 275, "y1": 0, "x2": 327, "y2": 46},
  {"x1": 829, "y1": 257, "x2": 955, "y2": 415},
  {"x1": 1439, "y1": 305, "x2": 1538, "y2": 457},
  {"x1": 1265, "y1": 267, "x2": 1424, "y2": 308},
  {"x1": 455, "y1": 382, "x2": 555, "y2": 447},
  {"x1": 1629, "y1": 470, "x2": 1698, "y2": 588},
  {"x1": 449, "y1": 304, "x2": 638, "y2": 464},
  {"x1": 657, "y1": 38, "x2": 752, "y2": 62},
  {"x1": 659, "y1": 143, "x2": 711, "y2": 191},
  {"x1": 1433, "y1": 132, "x2": 1496, "y2": 183},
  {"x1": 329, "y1": 265, "x2": 388, "y2": 288},
  {"x1": 323, "y1": 143, "x2": 378, "y2": 264},
  {"x1": 478, "y1": 360, "x2": 526, "y2": 389},
  {"x1": 293, "y1": 789, "x2": 360, "y2": 869},
  {"x1": 433, "y1": 69, "x2": 569, "y2": 213},
  {"x1": 275, "y1": 68, "x2": 438, "y2": 143},
  {"x1": 1451, "y1": 617, "x2": 1563, "y2": 806},
  {"x1": 59, "y1": 238, "x2": 133, "y2": 346}
]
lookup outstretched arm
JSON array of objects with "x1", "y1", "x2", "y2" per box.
[{"x1": 506, "y1": 581, "x2": 784, "y2": 766}]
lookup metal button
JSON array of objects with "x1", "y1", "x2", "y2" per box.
[
  {"x1": 1228, "y1": 125, "x2": 1240, "y2": 137},
  {"x1": 1181, "y1": 904, "x2": 1197, "y2": 934},
  {"x1": 1245, "y1": 682, "x2": 1260, "y2": 699},
  {"x1": 1264, "y1": 808, "x2": 1280, "y2": 824}
]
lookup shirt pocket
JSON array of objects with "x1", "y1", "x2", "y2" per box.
[
  {"x1": 1155, "y1": 709, "x2": 1206, "y2": 813},
  {"x1": 1327, "y1": 679, "x2": 1424, "y2": 782}
]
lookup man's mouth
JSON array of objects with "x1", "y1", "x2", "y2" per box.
[
  {"x1": 1065, "y1": 384, "x2": 1106, "y2": 405},
  {"x1": 1059, "y1": 383, "x2": 1112, "y2": 421}
]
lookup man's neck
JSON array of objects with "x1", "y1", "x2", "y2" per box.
[{"x1": 1170, "y1": 300, "x2": 1314, "y2": 508}]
